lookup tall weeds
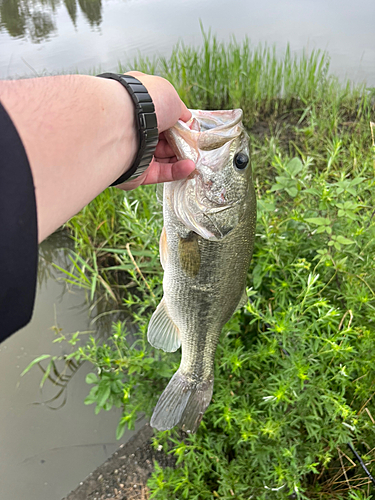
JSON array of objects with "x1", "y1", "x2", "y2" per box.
[{"x1": 44, "y1": 34, "x2": 375, "y2": 499}]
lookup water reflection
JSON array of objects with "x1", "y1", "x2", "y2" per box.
[
  {"x1": 36, "y1": 231, "x2": 137, "y2": 414},
  {"x1": 0, "y1": 0, "x2": 56, "y2": 41},
  {"x1": 38, "y1": 229, "x2": 73, "y2": 286},
  {"x1": 63, "y1": 0, "x2": 77, "y2": 25},
  {"x1": 0, "y1": 0, "x2": 102, "y2": 42},
  {"x1": 38, "y1": 230, "x2": 135, "y2": 336},
  {"x1": 32, "y1": 351, "x2": 82, "y2": 409},
  {"x1": 77, "y1": 0, "x2": 101, "y2": 26}
]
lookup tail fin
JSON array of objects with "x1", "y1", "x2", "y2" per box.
[{"x1": 150, "y1": 370, "x2": 214, "y2": 433}]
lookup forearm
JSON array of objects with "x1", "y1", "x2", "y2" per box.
[{"x1": 0, "y1": 75, "x2": 137, "y2": 242}]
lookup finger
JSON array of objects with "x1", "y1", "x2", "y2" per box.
[
  {"x1": 180, "y1": 104, "x2": 191, "y2": 123},
  {"x1": 141, "y1": 159, "x2": 195, "y2": 185},
  {"x1": 154, "y1": 156, "x2": 178, "y2": 164},
  {"x1": 116, "y1": 158, "x2": 195, "y2": 191},
  {"x1": 117, "y1": 171, "x2": 148, "y2": 191},
  {"x1": 155, "y1": 139, "x2": 177, "y2": 158}
]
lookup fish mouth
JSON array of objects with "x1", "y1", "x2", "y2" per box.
[
  {"x1": 165, "y1": 108, "x2": 248, "y2": 241},
  {"x1": 191, "y1": 109, "x2": 244, "y2": 140},
  {"x1": 165, "y1": 109, "x2": 244, "y2": 160}
]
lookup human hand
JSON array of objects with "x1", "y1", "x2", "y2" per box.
[{"x1": 116, "y1": 71, "x2": 195, "y2": 191}]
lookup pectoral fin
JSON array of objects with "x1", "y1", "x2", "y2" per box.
[
  {"x1": 147, "y1": 298, "x2": 181, "y2": 352},
  {"x1": 178, "y1": 232, "x2": 201, "y2": 278}
]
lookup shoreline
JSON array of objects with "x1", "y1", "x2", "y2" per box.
[{"x1": 63, "y1": 423, "x2": 175, "y2": 500}]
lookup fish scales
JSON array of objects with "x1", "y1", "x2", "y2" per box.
[
  {"x1": 165, "y1": 220, "x2": 253, "y2": 378},
  {"x1": 148, "y1": 109, "x2": 256, "y2": 433}
]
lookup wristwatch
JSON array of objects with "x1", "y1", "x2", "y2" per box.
[{"x1": 97, "y1": 73, "x2": 159, "y2": 185}]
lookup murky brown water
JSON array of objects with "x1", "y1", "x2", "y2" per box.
[
  {"x1": 0, "y1": 232, "x2": 144, "y2": 500},
  {"x1": 1, "y1": 0, "x2": 375, "y2": 84}
]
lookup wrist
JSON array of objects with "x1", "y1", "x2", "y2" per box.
[
  {"x1": 97, "y1": 77, "x2": 139, "y2": 185},
  {"x1": 97, "y1": 73, "x2": 158, "y2": 186}
]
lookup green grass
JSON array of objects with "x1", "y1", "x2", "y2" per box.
[
  {"x1": 40, "y1": 33, "x2": 375, "y2": 499},
  {"x1": 125, "y1": 28, "x2": 371, "y2": 127}
]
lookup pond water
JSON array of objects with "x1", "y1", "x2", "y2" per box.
[
  {"x1": 1, "y1": 0, "x2": 375, "y2": 85},
  {"x1": 0, "y1": 232, "x2": 143, "y2": 500}
]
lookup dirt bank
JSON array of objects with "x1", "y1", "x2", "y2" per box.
[{"x1": 62, "y1": 423, "x2": 175, "y2": 500}]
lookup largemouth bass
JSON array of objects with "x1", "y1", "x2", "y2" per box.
[{"x1": 147, "y1": 109, "x2": 256, "y2": 433}]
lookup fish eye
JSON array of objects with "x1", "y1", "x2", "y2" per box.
[{"x1": 234, "y1": 152, "x2": 249, "y2": 170}]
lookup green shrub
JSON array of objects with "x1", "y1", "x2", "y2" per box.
[
  {"x1": 145, "y1": 150, "x2": 375, "y2": 499},
  {"x1": 31, "y1": 34, "x2": 375, "y2": 498},
  {"x1": 66, "y1": 149, "x2": 375, "y2": 498}
]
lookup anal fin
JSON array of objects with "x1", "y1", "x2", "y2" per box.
[{"x1": 147, "y1": 297, "x2": 181, "y2": 352}]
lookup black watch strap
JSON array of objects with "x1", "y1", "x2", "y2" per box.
[{"x1": 97, "y1": 73, "x2": 158, "y2": 186}]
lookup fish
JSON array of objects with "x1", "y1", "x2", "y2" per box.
[{"x1": 147, "y1": 109, "x2": 256, "y2": 433}]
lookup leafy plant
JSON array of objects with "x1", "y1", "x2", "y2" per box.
[
  {"x1": 145, "y1": 146, "x2": 375, "y2": 499},
  {"x1": 26, "y1": 35, "x2": 375, "y2": 499}
]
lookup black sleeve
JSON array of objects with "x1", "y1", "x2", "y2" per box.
[{"x1": 0, "y1": 100, "x2": 38, "y2": 342}]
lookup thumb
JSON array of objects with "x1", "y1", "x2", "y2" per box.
[{"x1": 125, "y1": 71, "x2": 191, "y2": 132}]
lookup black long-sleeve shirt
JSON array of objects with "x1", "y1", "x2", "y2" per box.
[{"x1": 0, "y1": 101, "x2": 38, "y2": 342}]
